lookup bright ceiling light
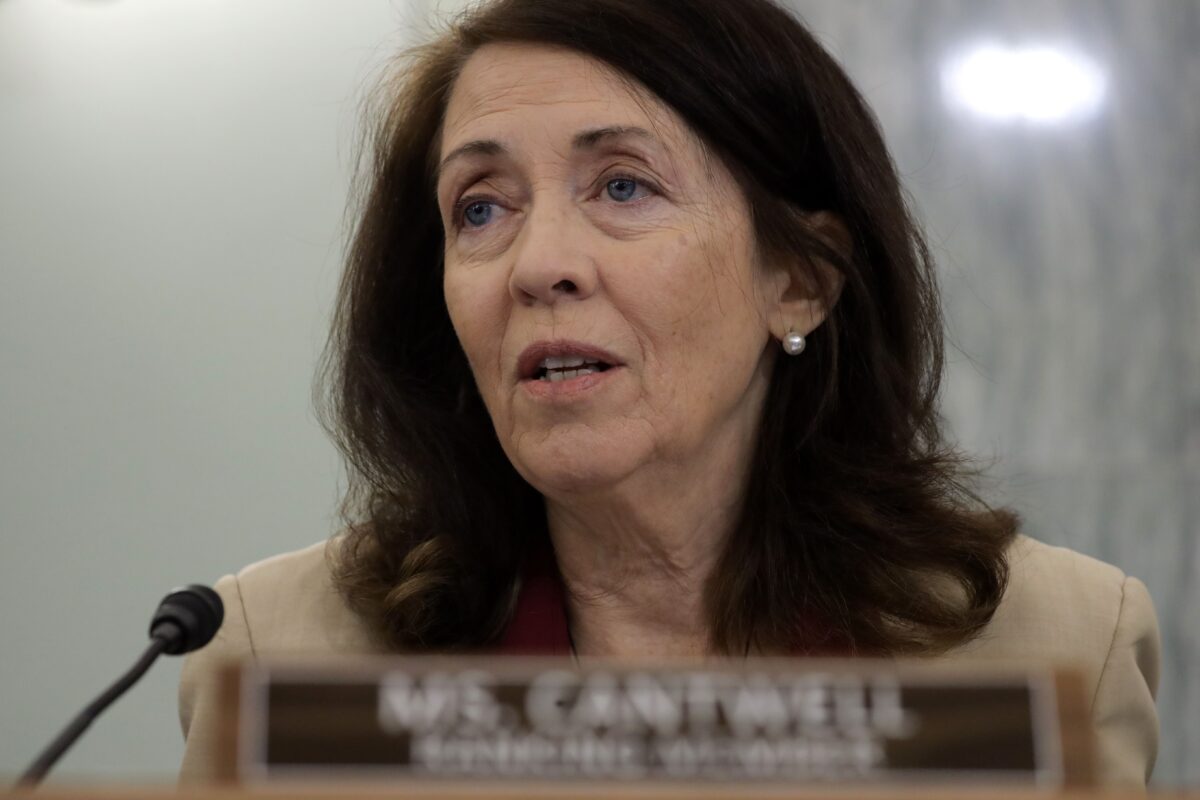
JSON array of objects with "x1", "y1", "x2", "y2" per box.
[{"x1": 942, "y1": 44, "x2": 1106, "y2": 124}]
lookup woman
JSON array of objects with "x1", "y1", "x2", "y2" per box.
[{"x1": 179, "y1": 0, "x2": 1160, "y2": 786}]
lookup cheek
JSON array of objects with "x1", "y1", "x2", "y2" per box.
[
  {"x1": 614, "y1": 230, "x2": 769, "y2": 420},
  {"x1": 613, "y1": 234, "x2": 706, "y2": 337},
  {"x1": 444, "y1": 263, "x2": 509, "y2": 393},
  {"x1": 627, "y1": 232, "x2": 764, "y2": 359}
]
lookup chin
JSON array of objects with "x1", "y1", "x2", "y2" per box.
[{"x1": 510, "y1": 429, "x2": 645, "y2": 497}]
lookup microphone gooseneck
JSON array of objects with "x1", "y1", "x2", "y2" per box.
[{"x1": 16, "y1": 585, "x2": 224, "y2": 788}]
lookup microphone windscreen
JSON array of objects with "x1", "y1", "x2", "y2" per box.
[{"x1": 149, "y1": 584, "x2": 224, "y2": 655}]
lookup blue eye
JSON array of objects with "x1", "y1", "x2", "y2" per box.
[
  {"x1": 606, "y1": 177, "x2": 640, "y2": 202},
  {"x1": 462, "y1": 200, "x2": 493, "y2": 228}
]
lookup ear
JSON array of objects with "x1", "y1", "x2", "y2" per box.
[{"x1": 764, "y1": 211, "x2": 849, "y2": 343}]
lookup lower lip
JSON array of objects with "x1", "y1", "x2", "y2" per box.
[{"x1": 520, "y1": 367, "x2": 622, "y2": 400}]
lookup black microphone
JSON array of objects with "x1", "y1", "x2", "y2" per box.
[{"x1": 17, "y1": 585, "x2": 224, "y2": 788}]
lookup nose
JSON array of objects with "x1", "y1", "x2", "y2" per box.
[{"x1": 508, "y1": 201, "x2": 597, "y2": 307}]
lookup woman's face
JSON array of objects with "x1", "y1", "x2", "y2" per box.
[{"x1": 438, "y1": 43, "x2": 785, "y2": 497}]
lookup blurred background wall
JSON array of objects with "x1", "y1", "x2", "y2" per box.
[{"x1": 0, "y1": 0, "x2": 1195, "y2": 786}]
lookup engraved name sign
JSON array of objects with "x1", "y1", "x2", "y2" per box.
[{"x1": 226, "y1": 658, "x2": 1091, "y2": 787}]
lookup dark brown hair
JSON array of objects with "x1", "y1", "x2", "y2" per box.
[{"x1": 319, "y1": 0, "x2": 1019, "y2": 656}]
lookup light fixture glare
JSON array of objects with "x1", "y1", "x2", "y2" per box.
[{"x1": 943, "y1": 44, "x2": 1106, "y2": 124}]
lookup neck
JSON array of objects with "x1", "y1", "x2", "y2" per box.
[{"x1": 545, "y1": 447, "x2": 750, "y2": 660}]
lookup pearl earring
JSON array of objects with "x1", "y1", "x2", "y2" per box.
[{"x1": 783, "y1": 330, "x2": 806, "y2": 356}]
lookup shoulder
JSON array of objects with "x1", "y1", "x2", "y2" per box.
[
  {"x1": 993, "y1": 533, "x2": 1125, "y2": 639},
  {"x1": 960, "y1": 534, "x2": 1146, "y2": 661},
  {"x1": 178, "y1": 538, "x2": 384, "y2": 782},
  {"x1": 225, "y1": 538, "x2": 383, "y2": 654},
  {"x1": 943, "y1": 533, "x2": 1161, "y2": 786}
]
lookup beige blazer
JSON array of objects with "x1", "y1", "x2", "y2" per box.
[{"x1": 178, "y1": 534, "x2": 1161, "y2": 787}]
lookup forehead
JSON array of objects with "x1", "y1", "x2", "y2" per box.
[{"x1": 440, "y1": 42, "x2": 692, "y2": 158}]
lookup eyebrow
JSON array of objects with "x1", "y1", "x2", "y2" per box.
[{"x1": 436, "y1": 125, "x2": 661, "y2": 180}]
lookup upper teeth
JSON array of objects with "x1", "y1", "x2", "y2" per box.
[{"x1": 540, "y1": 356, "x2": 599, "y2": 370}]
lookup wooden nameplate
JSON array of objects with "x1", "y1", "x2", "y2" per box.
[{"x1": 215, "y1": 657, "x2": 1094, "y2": 790}]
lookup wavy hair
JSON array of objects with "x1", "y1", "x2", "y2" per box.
[{"x1": 318, "y1": 0, "x2": 1019, "y2": 656}]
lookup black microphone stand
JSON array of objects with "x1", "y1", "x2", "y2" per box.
[
  {"x1": 15, "y1": 585, "x2": 222, "y2": 789},
  {"x1": 17, "y1": 632, "x2": 175, "y2": 787}
]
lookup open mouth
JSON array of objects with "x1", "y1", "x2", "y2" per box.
[
  {"x1": 517, "y1": 341, "x2": 624, "y2": 384},
  {"x1": 534, "y1": 356, "x2": 615, "y2": 382}
]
